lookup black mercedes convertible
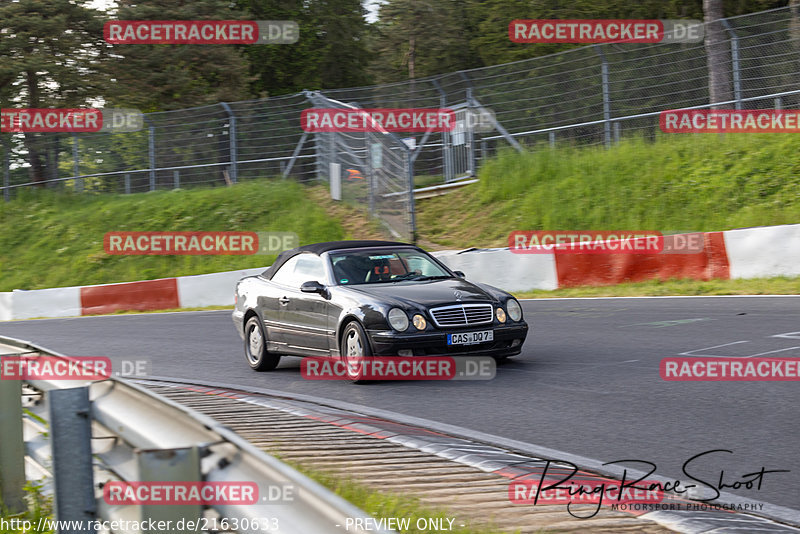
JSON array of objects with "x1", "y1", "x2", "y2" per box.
[{"x1": 232, "y1": 240, "x2": 528, "y2": 381}]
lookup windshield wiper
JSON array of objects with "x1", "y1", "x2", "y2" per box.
[{"x1": 396, "y1": 274, "x2": 452, "y2": 282}]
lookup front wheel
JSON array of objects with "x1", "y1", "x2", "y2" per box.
[
  {"x1": 340, "y1": 321, "x2": 372, "y2": 384},
  {"x1": 244, "y1": 316, "x2": 281, "y2": 371}
]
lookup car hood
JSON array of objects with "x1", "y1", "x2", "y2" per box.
[{"x1": 345, "y1": 278, "x2": 500, "y2": 309}]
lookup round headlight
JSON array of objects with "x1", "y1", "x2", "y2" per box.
[
  {"x1": 495, "y1": 307, "x2": 507, "y2": 323},
  {"x1": 388, "y1": 308, "x2": 409, "y2": 331},
  {"x1": 506, "y1": 299, "x2": 522, "y2": 322},
  {"x1": 412, "y1": 314, "x2": 427, "y2": 330}
]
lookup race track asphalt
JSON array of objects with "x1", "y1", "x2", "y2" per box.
[{"x1": 2, "y1": 296, "x2": 798, "y2": 512}]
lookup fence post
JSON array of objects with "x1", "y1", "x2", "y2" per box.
[
  {"x1": 613, "y1": 122, "x2": 620, "y2": 144},
  {"x1": 549, "y1": 131, "x2": 555, "y2": 148},
  {"x1": 775, "y1": 97, "x2": 783, "y2": 110},
  {"x1": 431, "y1": 79, "x2": 453, "y2": 181},
  {"x1": 144, "y1": 116, "x2": 156, "y2": 192},
  {"x1": 0, "y1": 377, "x2": 26, "y2": 513},
  {"x1": 721, "y1": 19, "x2": 742, "y2": 110},
  {"x1": 283, "y1": 132, "x2": 308, "y2": 179},
  {"x1": 594, "y1": 45, "x2": 612, "y2": 147},
  {"x1": 220, "y1": 102, "x2": 238, "y2": 183},
  {"x1": 72, "y1": 134, "x2": 83, "y2": 193},
  {"x1": 460, "y1": 72, "x2": 476, "y2": 177},
  {"x1": 124, "y1": 173, "x2": 131, "y2": 194},
  {"x1": 48, "y1": 387, "x2": 97, "y2": 533},
  {"x1": 406, "y1": 148, "x2": 417, "y2": 244},
  {"x1": 3, "y1": 141, "x2": 10, "y2": 202},
  {"x1": 173, "y1": 170, "x2": 180, "y2": 189}
]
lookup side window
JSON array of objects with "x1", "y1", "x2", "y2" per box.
[
  {"x1": 294, "y1": 255, "x2": 326, "y2": 284},
  {"x1": 270, "y1": 256, "x2": 302, "y2": 287},
  {"x1": 271, "y1": 254, "x2": 326, "y2": 288}
]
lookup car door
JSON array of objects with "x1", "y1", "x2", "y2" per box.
[
  {"x1": 261, "y1": 255, "x2": 305, "y2": 347},
  {"x1": 277, "y1": 254, "x2": 331, "y2": 354}
]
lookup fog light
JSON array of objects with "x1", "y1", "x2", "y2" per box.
[
  {"x1": 412, "y1": 314, "x2": 427, "y2": 330},
  {"x1": 398, "y1": 349, "x2": 413, "y2": 356},
  {"x1": 511, "y1": 339, "x2": 521, "y2": 347},
  {"x1": 496, "y1": 307, "x2": 507, "y2": 323}
]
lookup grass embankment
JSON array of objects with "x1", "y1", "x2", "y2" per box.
[
  {"x1": 417, "y1": 133, "x2": 800, "y2": 248},
  {"x1": 2, "y1": 133, "x2": 799, "y2": 295},
  {"x1": 0, "y1": 180, "x2": 346, "y2": 291}
]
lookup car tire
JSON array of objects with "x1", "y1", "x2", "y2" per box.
[
  {"x1": 244, "y1": 316, "x2": 281, "y2": 371},
  {"x1": 340, "y1": 321, "x2": 372, "y2": 384}
]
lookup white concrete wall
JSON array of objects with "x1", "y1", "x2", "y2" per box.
[
  {"x1": 177, "y1": 267, "x2": 267, "y2": 308},
  {"x1": 433, "y1": 248, "x2": 558, "y2": 291},
  {"x1": 11, "y1": 287, "x2": 82, "y2": 320},
  {"x1": 723, "y1": 224, "x2": 800, "y2": 279},
  {"x1": 0, "y1": 292, "x2": 13, "y2": 322}
]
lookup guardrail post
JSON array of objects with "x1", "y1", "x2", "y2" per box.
[
  {"x1": 549, "y1": 131, "x2": 555, "y2": 148},
  {"x1": 173, "y1": 170, "x2": 180, "y2": 189},
  {"x1": 594, "y1": 45, "x2": 612, "y2": 147},
  {"x1": 0, "y1": 375, "x2": 26, "y2": 513},
  {"x1": 613, "y1": 121, "x2": 620, "y2": 144},
  {"x1": 220, "y1": 103, "x2": 238, "y2": 184},
  {"x1": 124, "y1": 173, "x2": 131, "y2": 194},
  {"x1": 48, "y1": 387, "x2": 97, "y2": 532},
  {"x1": 3, "y1": 141, "x2": 10, "y2": 202},
  {"x1": 137, "y1": 447, "x2": 203, "y2": 533},
  {"x1": 72, "y1": 134, "x2": 83, "y2": 193},
  {"x1": 721, "y1": 19, "x2": 742, "y2": 110},
  {"x1": 775, "y1": 97, "x2": 782, "y2": 110}
]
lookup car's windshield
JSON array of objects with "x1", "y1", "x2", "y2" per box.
[{"x1": 329, "y1": 249, "x2": 451, "y2": 285}]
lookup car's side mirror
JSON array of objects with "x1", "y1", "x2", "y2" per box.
[
  {"x1": 453, "y1": 270, "x2": 466, "y2": 278},
  {"x1": 300, "y1": 280, "x2": 327, "y2": 295}
]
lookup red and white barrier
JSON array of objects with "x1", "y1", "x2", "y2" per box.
[{"x1": 0, "y1": 225, "x2": 797, "y2": 321}]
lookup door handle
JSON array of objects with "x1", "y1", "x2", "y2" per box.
[{"x1": 279, "y1": 296, "x2": 290, "y2": 305}]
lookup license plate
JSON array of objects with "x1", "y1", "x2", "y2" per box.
[{"x1": 447, "y1": 330, "x2": 494, "y2": 346}]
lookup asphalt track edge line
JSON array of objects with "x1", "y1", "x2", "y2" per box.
[{"x1": 134, "y1": 374, "x2": 800, "y2": 531}]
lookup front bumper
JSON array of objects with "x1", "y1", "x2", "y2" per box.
[{"x1": 367, "y1": 322, "x2": 529, "y2": 357}]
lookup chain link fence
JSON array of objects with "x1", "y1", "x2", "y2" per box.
[
  {"x1": 3, "y1": 7, "x2": 800, "y2": 237},
  {"x1": 304, "y1": 91, "x2": 416, "y2": 242}
]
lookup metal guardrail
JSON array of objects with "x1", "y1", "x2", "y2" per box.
[{"x1": 0, "y1": 335, "x2": 391, "y2": 534}]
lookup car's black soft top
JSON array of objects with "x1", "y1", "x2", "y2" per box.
[{"x1": 262, "y1": 240, "x2": 416, "y2": 279}]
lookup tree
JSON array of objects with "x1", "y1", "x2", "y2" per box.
[
  {"x1": 0, "y1": 0, "x2": 109, "y2": 184},
  {"x1": 104, "y1": 0, "x2": 255, "y2": 112},
  {"x1": 236, "y1": 0, "x2": 372, "y2": 96},
  {"x1": 370, "y1": 0, "x2": 481, "y2": 83}
]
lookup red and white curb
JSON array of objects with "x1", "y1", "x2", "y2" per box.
[{"x1": 1, "y1": 224, "x2": 798, "y2": 321}]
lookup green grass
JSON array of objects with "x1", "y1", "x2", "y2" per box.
[
  {"x1": 418, "y1": 133, "x2": 800, "y2": 248},
  {"x1": 514, "y1": 276, "x2": 800, "y2": 299},
  {"x1": 0, "y1": 179, "x2": 346, "y2": 291},
  {"x1": 3, "y1": 133, "x2": 800, "y2": 294},
  {"x1": 1, "y1": 483, "x2": 54, "y2": 534}
]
